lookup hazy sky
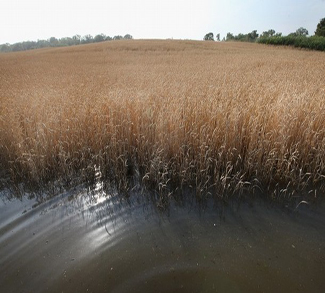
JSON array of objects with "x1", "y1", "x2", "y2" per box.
[{"x1": 1, "y1": 0, "x2": 325, "y2": 44}]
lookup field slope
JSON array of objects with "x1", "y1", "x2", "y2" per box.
[{"x1": 0, "y1": 40, "x2": 324, "y2": 201}]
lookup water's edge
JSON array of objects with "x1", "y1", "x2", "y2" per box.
[{"x1": 1, "y1": 190, "x2": 325, "y2": 293}]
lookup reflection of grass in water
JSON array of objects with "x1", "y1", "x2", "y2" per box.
[{"x1": 0, "y1": 40, "x2": 324, "y2": 201}]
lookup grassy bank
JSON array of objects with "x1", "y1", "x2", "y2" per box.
[
  {"x1": 257, "y1": 35, "x2": 325, "y2": 51},
  {"x1": 0, "y1": 40, "x2": 324, "y2": 200}
]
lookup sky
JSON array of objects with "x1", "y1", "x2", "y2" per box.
[{"x1": 1, "y1": 0, "x2": 325, "y2": 44}]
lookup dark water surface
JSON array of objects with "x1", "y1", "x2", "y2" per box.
[{"x1": 1, "y1": 188, "x2": 325, "y2": 293}]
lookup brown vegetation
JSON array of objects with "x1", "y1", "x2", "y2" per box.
[{"x1": 0, "y1": 40, "x2": 324, "y2": 200}]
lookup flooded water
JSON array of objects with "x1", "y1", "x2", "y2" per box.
[{"x1": 1, "y1": 188, "x2": 325, "y2": 293}]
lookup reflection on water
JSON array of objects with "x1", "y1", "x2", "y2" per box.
[{"x1": 0, "y1": 187, "x2": 325, "y2": 293}]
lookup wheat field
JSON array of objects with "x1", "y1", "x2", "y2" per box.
[{"x1": 0, "y1": 40, "x2": 324, "y2": 200}]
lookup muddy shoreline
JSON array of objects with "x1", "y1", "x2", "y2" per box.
[{"x1": 1, "y1": 190, "x2": 325, "y2": 293}]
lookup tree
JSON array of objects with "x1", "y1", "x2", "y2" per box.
[
  {"x1": 261, "y1": 29, "x2": 276, "y2": 38},
  {"x1": 60, "y1": 37, "x2": 74, "y2": 46},
  {"x1": 21, "y1": 41, "x2": 37, "y2": 50},
  {"x1": 315, "y1": 17, "x2": 325, "y2": 37},
  {"x1": 216, "y1": 33, "x2": 220, "y2": 41},
  {"x1": 204, "y1": 32, "x2": 214, "y2": 41},
  {"x1": 237, "y1": 33, "x2": 245, "y2": 40},
  {"x1": 226, "y1": 32, "x2": 234, "y2": 41},
  {"x1": 288, "y1": 27, "x2": 309, "y2": 38},
  {"x1": 113, "y1": 35, "x2": 123, "y2": 40},
  {"x1": 37, "y1": 39, "x2": 49, "y2": 48},
  {"x1": 0, "y1": 32, "x2": 132, "y2": 53},
  {"x1": 72, "y1": 35, "x2": 81, "y2": 45},
  {"x1": 247, "y1": 30, "x2": 259, "y2": 41},
  {"x1": 11, "y1": 43, "x2": 24, "y2": 51},
  {"x1": 296, "y1": 27, "x2": 308, "y2": 36},
  {"x1": 49, "y1": 37, "x2": 59, "y2": 46},
  {"x1": 0, "y1": 43, "x2": 11, "y2": 52},
  {"x1": 81, "y1": 35, "x2": 94, "y2": 44},
  {"x1": 124, "y1": 34, "x2": 133, "y2": 40},
  {"x1": 94, "y1": 34, "x2": 106, "y2": 43}
]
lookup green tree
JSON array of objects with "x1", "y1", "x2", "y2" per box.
[
  {"x1": 315, "y1": 17, "x2": 325, "y2": 37},
  {"x1": 94, "y1": 34, "x2": 106, "y2": 42},
  {"x1": 60, "y1": 37, "x2": 74, "y2": 46},
  {"x1": 81, "y1": 35, "x2": 94, "y2": 44},
  {"x1": 261, "y1": 29, "x2": 276, "y2": 38},
  {"x1": 49, "y1": 37, "x2": 59, "y2": 46},
  {"x1": 204, "y1": 32, "x2": 214, "y2": 41},
  {"x1": 113, "y1": 35, "x2": 123, "y2": 40},
  {"x1": 247, "y1": 30, "x2": 259, "y2": 41},
  {"x1": 296, "y1": 27, "x2": 308, "y2": 36},
  {"x1": 226, "y1": 32, "x2": 234, "y2": 41},
  {"x1": 0, "y1": 43, "x2": 11, "y2": 52},
  {"x1": 72, "y1": 35, "x2": 81, "y2": 45},
  {"x1": 11, "y1": 43, "x2": 24, "y2": 51},
  {"x1": 37, "y1": 39, "x2": 49, "y2": 48},
  {"x1": 124, "y1": 34, "x2": 133, "y2": 39}
]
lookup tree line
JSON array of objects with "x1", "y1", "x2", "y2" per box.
[
  {"x1": 204, "y1": 17, "x2": 325, "y2": 51},
  {"x1": 0, "y1": 33, "x2": 133, "y2": 53}
]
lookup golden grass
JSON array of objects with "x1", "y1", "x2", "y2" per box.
[{"x1": 0, "y1": 40, "x2": 324, "y2": 200}]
